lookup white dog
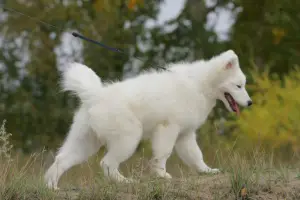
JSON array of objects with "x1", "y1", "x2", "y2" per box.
[{"x1": 45, "y1": 50, "x2": 252, "y2": 189}]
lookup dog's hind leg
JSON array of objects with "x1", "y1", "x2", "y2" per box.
[
  {"x1": 44, "y1": 107, "x2": 102, "y2": 190},
  {"x1": 175, "y1": 132, "x2": 219, "y2": 174},
  {"x1": 97, "y1": 111, "x2": 143, "y2": 183},
  {"x1": 150, "y1": 123, "x2": 180, "y2": 179}
]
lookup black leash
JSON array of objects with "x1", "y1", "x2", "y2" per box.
[
  {"x1": 1, "y1": 5, "x2": 169, "y2": 71},
  {"x1": 72, "y1": 32, "x2": 123, "y2": 53}
]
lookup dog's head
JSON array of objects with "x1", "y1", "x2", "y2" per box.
[{"x1": 210, "y1": 50, "x2": 252, "y2": 115}]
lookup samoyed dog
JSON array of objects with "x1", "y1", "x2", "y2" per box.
[{"x1": 45, "y1": 50, "x2": 252, "y2": 189}]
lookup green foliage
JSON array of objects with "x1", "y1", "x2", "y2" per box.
[
  {"x1": 1, "y1": 0, "x2": 300, "y2": 156},
  {"x1": 231, "y1": 0, "x2": 300, "y2": 75},
  {"x1": 227, "y1": 68, "x2": 300, "y2": 155},
  {"x1": 0, "y1": 0, "x2": 162, "y2": 151},
  {"x1": 142, "y1": 0, "x2": 231, "y2": 69}
]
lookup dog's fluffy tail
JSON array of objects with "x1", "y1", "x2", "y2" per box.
[{"x1": 61, "y1": 62, "x2": 103, "y2": 104}]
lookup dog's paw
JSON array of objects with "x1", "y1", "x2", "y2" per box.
[
  {"x1": 46, "y1": 183, "x2": 60, "y2": 191},
  {"x1": 123, "y1": 178, "x2": 138, "y2": 184},
  {"x1": 209, "y1": 168, "x2": 220, "y2": 174},
  {"x1": 152, "y1": 168, "x2": 173, "y2": 179},
  {"x1": 201, "y1": 167, "x2": 220, "y2": 174},
  {"x1": 158, "y1": 172, "x2": 172, "y2": 179},
  {"x1": 114, "y1": 176, "x2": 138, "y2": 184}
]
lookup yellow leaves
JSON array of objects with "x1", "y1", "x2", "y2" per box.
[
  {"x1": 128, "y1": 0, "x2": 144, "y2": 10},
  {"x1": 92, "y1": 0, "x2": 105, "y2": 12},
  {"x1": 272, "y1": 27, "x2": 286, "y2": 45},
  {"x1": 240, "y1": 186, "x2": 248, "y2": 199},
  {"x1": 128, "y1": 0, "x2": 137, "y2": 10},
  {"x1": 228, "y1": 69, "x2": 300, "y2": 154},
  {"x1": 92, "y1": 0, "x2": 143, "y2": 12}
]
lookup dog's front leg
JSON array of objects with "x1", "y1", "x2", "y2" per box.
[
  {"x1": 150, "y1": 123, "x2": 180, "y2": 179},
  {"x1": 175, "y1": 132, "x2": 220, "y2": 174}
]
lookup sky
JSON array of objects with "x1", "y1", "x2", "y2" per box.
[{"x1": 155, "y1": 0, "x2": 237, "y2": 41}]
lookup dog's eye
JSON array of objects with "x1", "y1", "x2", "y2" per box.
[{"x1": 237, "y1": 85, "x2": 242, "y2": 89}]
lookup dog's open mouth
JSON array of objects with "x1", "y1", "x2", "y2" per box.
[{"x1": 224, "y1": 92, "x2": 240, "y2": 115}]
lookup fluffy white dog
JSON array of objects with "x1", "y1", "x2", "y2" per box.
[{"x1": 45, "y1": 50, "x2": 252, "y2": 189}]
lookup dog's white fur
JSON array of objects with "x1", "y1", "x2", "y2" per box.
[{"x1": 45, "y1": 50, "x2": 251, "y2": 189}]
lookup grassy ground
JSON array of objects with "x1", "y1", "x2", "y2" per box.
[
  {"x1": 1, "y1": 121, "x2": 300, "y2": 200},
  {"x1": 0, "y1": 149, "x2": 300, "y2": 200}
]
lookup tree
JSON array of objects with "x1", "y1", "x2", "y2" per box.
[
  {"x1": 230, "y1": 0, "x2": 300, "y2": 75},
  {"x1": 0, "y1": 0, "x2": 162, "y2": 152}
]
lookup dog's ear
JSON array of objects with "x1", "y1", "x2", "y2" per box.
[
  {"x1": 225, "y1": 58, "x2": 237, "y2": 70},
  {"x1": 222, "y1": 50, "x2": 238, "y2": 70},
  {"x1": 225, "y1": 60, "x2": 233, "y2": 69}
]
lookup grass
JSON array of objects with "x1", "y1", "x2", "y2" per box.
[
  {"x1": 1, "y1": 120, "x2": 300, "y2": 200},
  {"x1": 1, "y1": 153, "x2": 300, "y2": 200}
]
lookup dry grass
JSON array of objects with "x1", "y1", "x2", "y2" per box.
[
  {"x1": 1, "y1": 120, "x2": 300, "y2": 200},
  {"x1": 0, "y1": 150, "x2": 299, "y2": 200}
]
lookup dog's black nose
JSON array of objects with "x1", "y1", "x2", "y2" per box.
[{"x1": 247, "y1": 100, "x2": 253, "y2": 106}]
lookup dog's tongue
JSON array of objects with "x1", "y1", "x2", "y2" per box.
[{"x1": 233, "y1": 102, "x2": 240, "y2": 116}]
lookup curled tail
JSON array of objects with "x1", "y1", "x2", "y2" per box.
[{"x1": 61, "y1": 62, "x2": 102, "y2": 105}]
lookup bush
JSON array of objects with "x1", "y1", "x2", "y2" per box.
[{"x1": 226, "y1": 68, "x2": 300, "y2": 157}]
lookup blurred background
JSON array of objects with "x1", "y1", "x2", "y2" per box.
[{"x1": 0, "y1": 0, "x2": 299, "y2": 162}]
